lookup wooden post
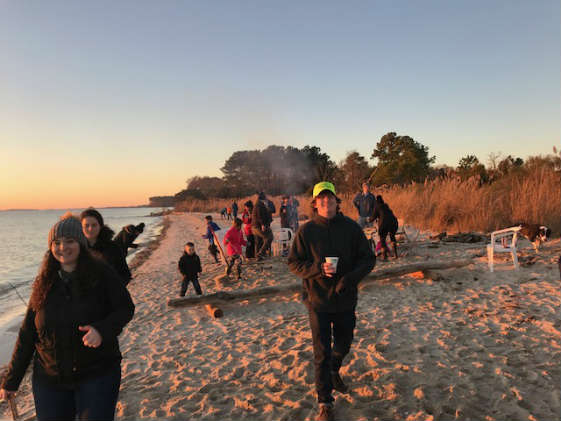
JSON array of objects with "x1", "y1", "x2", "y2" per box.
[
  {"x1": 205, "y1": 303, "x2": 224, "y2": 318},
  {"x1": 8, "y1": 396, "x2": 19, "y2": 420},
  {"x1": 211, "y1": 228, "x2": 229, "y2": 266}
]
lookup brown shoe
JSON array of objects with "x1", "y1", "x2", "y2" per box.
[
  {"x1": 331, "y1": 371, "x2": 349, "y2": 393},
  {"x1": 316, "y1": 403, "x2": 334, "y2": 421}
]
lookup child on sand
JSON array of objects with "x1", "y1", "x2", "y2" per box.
[
  {"x1": 223, "y1": 218, "x2": 246, "y2": 280},
  {"x1": 202, "y1": 215, "x2": 221, "y2": 263},
  {"x1": 178, "y1": 242, "x2": 202, "y2": 296}
]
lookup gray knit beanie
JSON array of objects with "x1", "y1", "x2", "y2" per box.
[{"x1": 48, "y1": 214, "x2": 88, "y2": 248}]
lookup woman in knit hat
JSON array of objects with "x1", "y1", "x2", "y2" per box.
[
  {"x1": 80, "y1": 208, "x2": 132, "y2": 285},
  {"x1": 0, "y1": 213, "x2": 135, "y2": 421}
]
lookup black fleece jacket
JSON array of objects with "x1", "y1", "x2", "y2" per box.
[
  {"x1": 251, "y1": 200, "x2": 272, "y2": 229},
  {"x1": 287, "y1": 213, "x2": 375, "y2": 312},
  {"x1": 370, "y1": 203, "x2": 398, "y2": 233},
  {"x1": 1, "y1": 262, "x2": 135, "y2": 391},
  {"x1": 91, "y1": 239, "x2": 132, "y2": 285},
  {"x1": 178, "y1": 252, "x2": 202, "y2": 279}
]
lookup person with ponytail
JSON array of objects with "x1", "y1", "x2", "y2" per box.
[
  {"x1": 0, "y1": 214, "x2": 135, "y2": 420},
  {"x1": 80, "y1": 208, "x2": 132, "y2": 285}
]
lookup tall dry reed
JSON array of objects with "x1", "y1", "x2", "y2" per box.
[{"x1": 175, "y1": 167, "x2": 560, "y2": 234}]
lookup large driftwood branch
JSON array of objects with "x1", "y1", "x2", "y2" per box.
[{"x1": 167, "y1": 258, "x2": 474, "y2": 308}]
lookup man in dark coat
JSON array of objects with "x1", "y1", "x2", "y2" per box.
[
  {"x1": 369, "y1": 195, "x2": 399, "y2": 260},
  {"x1": 352, "y1": 182, "x2": 376, "y2": 228},
  {"x1": 288, "y1": 181, "x2": 375, "y2": 421},
  {"x1": 251, "y1": 192, "x2": 273, "y2": 261}
]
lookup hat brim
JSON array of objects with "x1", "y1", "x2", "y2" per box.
[{"x1": 313, "y1": 189, "x2": 337, "y2": 198}]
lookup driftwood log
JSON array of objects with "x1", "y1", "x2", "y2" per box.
[
  {"x1": 205, "y1": 304, "x2": 224, "y2": 318},
  {"x1": 9, "y1": 396, "x2": 19, "y2": 420},
  {"x1": 167, "y1": 258, "x2": 474, "y2": 308}
]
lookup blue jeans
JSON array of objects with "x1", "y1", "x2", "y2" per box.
[{"x1": 32, "y1": 365, "x2": 121, "y2": 421}]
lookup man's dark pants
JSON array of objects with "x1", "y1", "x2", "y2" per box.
[
  {"x1": 252, "y1": 226, "x2": 273, "y2": 258},
  {"x1": 180, "y1": 276, "x2": 202, "y2": 296},
  {"x1": 245, "y1": 234, "x2": 255, "y2": 258},
  {"x1": 308, "y1": 309, "x2": 356, "y2": 403}
]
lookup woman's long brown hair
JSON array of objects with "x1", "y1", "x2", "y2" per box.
[{"x1": 29, "y1": 245, "x2": 102, "y2": 312}]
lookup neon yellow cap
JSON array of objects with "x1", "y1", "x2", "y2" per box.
[{"x1": 312, "y1": 181, "x2": 336, "y2": 198}]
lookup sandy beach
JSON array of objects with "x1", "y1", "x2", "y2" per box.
[{"x1": 2, "y1": 213, "x2": 560, "y2": 421}]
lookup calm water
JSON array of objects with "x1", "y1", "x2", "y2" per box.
[{"x1": 0, "y1": 207, "x2": 165, "y2": 328}]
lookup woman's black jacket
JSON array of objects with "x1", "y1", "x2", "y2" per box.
[
  {"x1": 1, "y1": 262, "x2": 135, "y2": 390},
  {"x1": 91, "y1": 239, "x2": 132, "y2": 285}
]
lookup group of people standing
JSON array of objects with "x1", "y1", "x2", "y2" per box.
[
  {"x1": 1, "y1": 183, "x2": 395, "y2": 421},
  {"x1": 178, "y1": 192, "x2": 299, "y2": 298},
  {"x1": 1, "y1": 208, "x2": 137, "y2": 420},
  {"x1": 353, "y1": 182, "x2": 399, "y2": 260}
]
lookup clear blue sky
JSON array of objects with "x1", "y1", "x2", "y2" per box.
[{"x1": 1, "y1": 0, "x2": 559, "y2": 208}]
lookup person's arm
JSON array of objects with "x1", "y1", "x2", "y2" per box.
[
  {"x1": 90, "y1": 269, "x2": 135, "y2": 342},
  {"x1": 287, "y1": 229, "x2": 322, "y2": 279},
  {"x1": 197, "y1": 256, "x2": 202, "y2": 273},
  {"x1": 1, "y1": 306, "x2": 38, "y2": 391},
  {"x1": 369, "y1": 206, "x2": 380, "y2": 223},
  {"x1": 178, "y1": 256, "x2": 187, "y2": 276},
  {"x1": 112, "y1": 243, "x2": 132, "y2": 284},
  {"x1": 336, "y1": 227, "x2": 375, "y2": 293},
  {"x1": 353, "y1": 193, "x2": 361, "y2": 210}
]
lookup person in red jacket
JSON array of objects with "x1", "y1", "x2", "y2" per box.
[{"x1": 223, "y1": 218, "x2": 247, "y2": 280}]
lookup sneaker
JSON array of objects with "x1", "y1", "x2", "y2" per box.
[
  {"x1": 331, "y1": 371, "x2": 348, "y2": 393},
  {"x1": 316, "y1": 403, "x2": 334, "y2": 421}
]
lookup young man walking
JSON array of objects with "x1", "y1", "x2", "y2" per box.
[{"x1": 288, "y1": 181, "x2": 375, "y2": 421}]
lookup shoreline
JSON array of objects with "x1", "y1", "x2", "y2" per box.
[{"x1": 128, "y1": 215, "x2": 171, "y2": 273}]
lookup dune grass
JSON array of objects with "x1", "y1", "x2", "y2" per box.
[{"x1": 176, "y1": 167, "x2": 560, "y2": 235}]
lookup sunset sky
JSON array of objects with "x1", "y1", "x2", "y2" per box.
[{"x1": 1, "y1": 1, "x2": 559, "y2": 210}]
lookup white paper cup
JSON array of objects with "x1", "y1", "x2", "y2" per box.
[{"x1": 325, "y1": 257, "x2": 339, "y2": 271}]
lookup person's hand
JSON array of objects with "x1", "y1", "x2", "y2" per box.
[
  {"x1": 322, "y1": 262, "x2": 336, "y2": 278},
  {"x1": 335, "y1": 279, "x2": 346, "y2": 294},
  {"x1": 78, "y1": 325, "x2": 102, "y2": 348},
  {"x1": 0, "y1": 388, "x2": 16, "y2": 400}
]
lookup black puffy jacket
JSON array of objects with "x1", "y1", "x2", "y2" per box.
[
  {"x1": 178, "y1": 252, "x2": 202, "y2": 279},
  {"x1": 1, "y1": 262, "x2": 135, "y2": 390},
  {"x1": 288, "y1": 213, "x2": 375, "y2": 312},
  {"x1": 91, "y1": 239, "x2": 132, "y2": 285},
  {"x1": 252, "y1": 200, "x2": 272, "y2": 229}
]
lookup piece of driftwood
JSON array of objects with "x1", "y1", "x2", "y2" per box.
[
  {"x1": 167, "y1": 258, "x2": 474, "y2": 308},
  {"x1": 211, "y1": 229, "x2": 229, "y2": 266},
  {"x1": 205, "y1": 304, "x2": 224, "y2": 318},
  {"x1": 9, "y1": 396, "x2": 19, "y2": 420},
  {"x1": 443, "y1": 233, "x2": 489, "y2": 243}
]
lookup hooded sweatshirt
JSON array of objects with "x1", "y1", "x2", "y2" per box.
[
  {"x1": 223, "y1": 226, "x2": 247, "y2": 256},
  {"x1": 288, "y1": 212, "x2": 375, "y2": 312}
]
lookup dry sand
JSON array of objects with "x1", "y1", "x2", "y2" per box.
[{"x1": 2, "y1": 213, "x2": 560, "y2": 421}]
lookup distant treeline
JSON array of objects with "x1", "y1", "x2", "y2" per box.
[{"x1": 149, "y1": 132, "x2": 561, "y2": 207}]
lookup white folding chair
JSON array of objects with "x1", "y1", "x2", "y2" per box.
[
  {"x1": 487, "y1": 226, "x2": 521, "y2": 272},
  {"x1": 272, "y1": 228, "x2": 294, "y2": 256}
]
